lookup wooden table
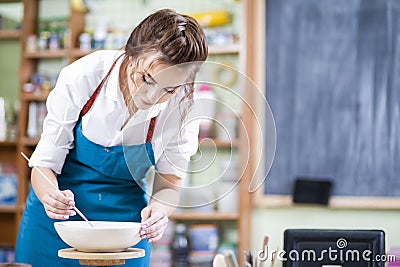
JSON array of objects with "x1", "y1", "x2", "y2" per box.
[{"x1": 58, "y1": 248, "x2": 145, "y2": 267}]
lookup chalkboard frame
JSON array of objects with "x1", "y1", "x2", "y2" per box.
[{"x1": 251, "y1": 0, "x2": 400, "y2": 209}]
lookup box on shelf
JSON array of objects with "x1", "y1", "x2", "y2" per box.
[{"x1": 0, "y1": 162, "x2": 17, "y2": 205}]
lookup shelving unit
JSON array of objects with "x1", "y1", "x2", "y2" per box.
[
  {"x1": 0, "y1": 141, "x2": 17, "y2": 147},
  {"x1": 0, "y1": 0, "x2": 22, "y2": 249},
  {"x1": 0, "y1": 141, "x2": 18, "y2": 246},
  {"x1": 0, "y1": 29, "x2": 20, "y2": 39},
  {"x1": 24, "y1": 49, "x2": 68, "y2": 58},
  {"x1": 171, "y1": 212, "x2": 239, "y2": 221},
  {"x1": 0, "y1": 1, "x2": 254, "y2": 265},
  {"x1": 67, "y1": 44, "x2": 241, "y2": 59}
]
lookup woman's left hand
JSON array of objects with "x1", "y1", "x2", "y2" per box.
[{"x1": 140, "y1": 205, "x2": 169, "y2": 243}]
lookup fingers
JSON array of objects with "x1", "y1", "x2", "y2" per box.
[
  {"x1": 43, "y1": 206, "x2": 76, "y2": 220},
  {"x1": 141, "y1": 206, "x2": 151, "y2": 222},
  {"x1": 143, "y1": 223, "x2": 168, "y2": 242},
  {"x1": 62, "y1": 189, "x2": 75, "y2": 200},
  {"x1": 141, "y1": 209, "x2": 164, "y2": 228},
  {"x1": 140, "y1": 207, "x2": 169, "y2": 243},
  {"x1": 42, "y1": 189, "x2": 76, "y2": 220}
]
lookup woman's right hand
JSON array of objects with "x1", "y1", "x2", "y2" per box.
[{"x1": 41, "y1": 189, "x2": 76, "y2": 220}]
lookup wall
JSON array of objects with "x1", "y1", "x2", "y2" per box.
[
  {"x1": 0, "y1": 2, "x2": 22, "y2": 105},
  {"x1": 0, "y1": 40, "x2": 19, "y2": 105}
]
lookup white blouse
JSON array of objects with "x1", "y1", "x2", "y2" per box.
[{"x1": 30, "y1": 50, "x2": 199, "y2": 179}]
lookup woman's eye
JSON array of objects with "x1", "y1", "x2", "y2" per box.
[
  {"x1": 166, "y1": 89, "x2": 176, "y2": 94},
  {"x1": 141, "y1": 74, "x2": 153, "y2": 85}
]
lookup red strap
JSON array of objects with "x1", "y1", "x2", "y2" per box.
[
  {"x1": 79, "y1": 54, "x2": 123, "y2": 118},
  {"x1": 146, "y1": 117, "x2": 157, "y2": 143}
]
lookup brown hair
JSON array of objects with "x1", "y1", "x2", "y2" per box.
[{"x1": 119, "y1": 9, "x2": 208, "y2": 120}]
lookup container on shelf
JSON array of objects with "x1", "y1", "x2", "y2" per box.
[
  {"x1": 93, "y1": 19, "x2": 107, "y2": 49},
  {"x1": 26, "y1": 34, "x2": 37, "y2": 52},
  {"x1": 38, "y1": 31, "x2": 50, "y2": 51},
  {"x1": 22, "y1": 83, "x2": 35, "y2": 93},
  {"x1": 188, "y1": 224, "x2": 219, "y2": 252},
  {"x1": 171, "y1": 223, "x2": 189, "y2": 267},
  {"x1": 79, "y1": 33, "x2": 91, "y2": 51},
  {"x1": 0, "y1": 162, "x2": 17, "y2": 206},
  {"x1": 26, "y1": 102, "x2": 38, "y2": 139},
  {"x1": 48, "y1": 34, "x2": 60, "y2": 51},
  {"x1": 0, "y1": 97, "x2": 6, "y2": 141}
]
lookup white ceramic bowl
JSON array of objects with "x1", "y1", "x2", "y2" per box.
[{"x1": 54, "y1": 221, "x2": 141, "y2": 252}]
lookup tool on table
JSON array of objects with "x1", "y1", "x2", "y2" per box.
[
  {"x1": 224, "y1": 250, "x2": 239, "y2": 267},
  {"x1": 213, "y1": 253, "x2": 227, "y2": 267},
  {"x1": 244, "y1": 250, "x2": 253, "y2": 267},
  {"x1": 20, "y1": 152, "x2": 94, "y2": 228}
]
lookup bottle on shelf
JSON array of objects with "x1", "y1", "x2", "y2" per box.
[
  {"x1": 0, "y1": 97, "x2": 7, "y2": 141},
  {"x1": 93, "y1": 19, "x2": 107, "y2": 49},
  {"x1": 171, "y1": 223, "x2": 189, "y2": 267},
  {"x1": 26, "y1": 102, "x2": 38, "y2": 139}
]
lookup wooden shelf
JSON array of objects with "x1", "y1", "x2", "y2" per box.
[
  {"x1": 21, "y1": 92, "x2": 49, "y2": 101},
  {"x1": 70, "y1": 46, "x2": 240, "y2": 58},
  {"x1": 170, "y1": 212, "x2": 238, "y2": 221},
  {"x1": 24, "y1": 49, "x2": 68, "y2": 59},
  {"x1": 0, "y1": 141, "x2": 17, "y2": 147},
  {"x1": 0, "y1": 30, "x2": 20, "y2": 40},
  {"x1": 69, "y1": 48, "x2": 97, "y2": 58},
  {"x1": 20, "y1": 136, "x2": 39, "y2": 146},
  {"x1": 208, "y1": 44, "x2": 240, "y2": 55}
]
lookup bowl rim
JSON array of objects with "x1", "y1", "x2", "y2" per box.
[{"x1": 54, "y1": 221, "x2": 141, "y2": 230}]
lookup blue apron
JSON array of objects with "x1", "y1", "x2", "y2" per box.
[{"x1": 15, "y1": 58, "x2": 156, "y2": 267}]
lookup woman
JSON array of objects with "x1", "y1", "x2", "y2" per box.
[{"x1": 15, "y1": 9, "x2": 208, "y2": 267}]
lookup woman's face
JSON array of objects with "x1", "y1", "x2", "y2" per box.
[{"x1": 127, "y1": 55, "x2": 188, "y2": 110}]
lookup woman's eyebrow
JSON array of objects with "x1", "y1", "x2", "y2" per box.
[{"x1": 163, "y1": 84, "x2": 182, "y2": 90}]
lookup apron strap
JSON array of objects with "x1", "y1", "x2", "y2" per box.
[
  {"x1": 146, "y1": 117, "x2": 157, "y2": 143},
  {"x1": 78, "y1": 53, "x2": 158, "y2": 143}
]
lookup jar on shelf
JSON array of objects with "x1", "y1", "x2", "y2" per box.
[
  {"x1": 79, "y1": 33, "x2": 92, "y2": 51},
  {"x1": 26, "y1": 34, "x2": 38, "y2": 52},
  {"x1": 38, "y1": 31, "x2": 51, "y2": 51},
  {"x1": 49, "y1": 34, "x2": 60, "y2": 51}
]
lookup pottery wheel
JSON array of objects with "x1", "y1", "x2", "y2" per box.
[{"x1": 58, "y1": 248, "x2": 145, "y2": 266}]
